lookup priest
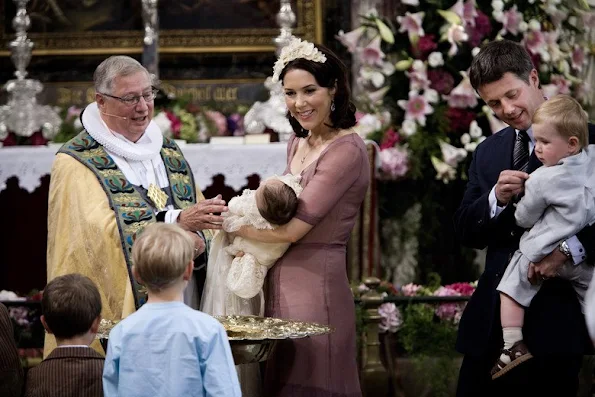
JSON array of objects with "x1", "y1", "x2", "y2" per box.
[{"x1": 45, "y1": 55, "x2": 227, "y2": 355}]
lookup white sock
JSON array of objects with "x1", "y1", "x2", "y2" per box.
[
  {"x1": 500, "y1": 327, "x2": 523, "y2": 364},
  {"x1": 502, "y1": 327, "x2": 523, "y2": 349}
]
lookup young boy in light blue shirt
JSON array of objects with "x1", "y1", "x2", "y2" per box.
[{"x1": 103, "y1": 223, "x2": 241, "y2": 397}]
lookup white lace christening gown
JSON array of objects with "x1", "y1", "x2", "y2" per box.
[{"x1": 200, "y1": 174, "x2": 302, "y2": 397}]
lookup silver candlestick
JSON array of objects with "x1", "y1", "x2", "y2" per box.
[
  {"x1": 142, "y1": 0, "x2": 158, "y2": 46},
  {"x1": 142, "y1": 0, "x2": 160, "y2": 84},
  {"x1": 0, "y1": 0, "x2": 61, "y2": 141},
  {"x1": 273, "y1": 0, "x2": 296, "y2": 54},
  {"x1": 244, "y1": 0, "x2": 297, "y2": 142}
]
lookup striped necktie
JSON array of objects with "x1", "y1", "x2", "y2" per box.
[{"x1": 513, "y1": 130, "x2": 530, "y2": 172}]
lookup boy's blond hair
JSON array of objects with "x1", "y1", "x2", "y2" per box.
[
  {"x1": 533, "y1": 94, "x2": 589, "y2": 148},
  {"x1": 132, "y1": 223, "x2": 194, "y2": 291}
]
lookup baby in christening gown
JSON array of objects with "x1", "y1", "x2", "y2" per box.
[
  {"x1": 201, "y1": 173, "x2": 302, "y2": 317},
  {"x1": 200, "y1": 174, "x2": 301, "y2": 397}
]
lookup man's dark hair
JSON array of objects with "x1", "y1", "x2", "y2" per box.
[
  {"x1": 42, "y1": 274, "x2": 102, "y2": 339},
  {"x1": 469, "y1": 40, "x2": 535, "y2": 90},
  {"x1": 258, "y1": 183, "x2": 298, "y2": 225}
]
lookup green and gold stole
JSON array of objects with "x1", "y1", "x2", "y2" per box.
[{"x1": 59, "y1": 131, "x2": 197, "y2": 308}]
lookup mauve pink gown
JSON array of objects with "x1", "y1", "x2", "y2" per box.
[{"x1": 264, "y1": 133, "x2": 369, "y2": 397}]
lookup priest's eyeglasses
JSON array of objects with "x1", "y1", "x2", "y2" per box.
[{"x1": 100, "y1": 88, "x2": 159, "y2": 106}]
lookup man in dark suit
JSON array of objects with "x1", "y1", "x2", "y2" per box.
[
  {"x1": 25, "y1": 274, "x2": 104, "y2": 397},
  {"x1": 0, "y1": 303, "x2": 24, "y2": 397},
  {"x1": 454, "y1": 40, "x2": 595, "y2": 397}
]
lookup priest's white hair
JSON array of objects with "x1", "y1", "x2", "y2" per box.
[{"x1": 93, "y1": 55, "x2": 151, "y2": 94}]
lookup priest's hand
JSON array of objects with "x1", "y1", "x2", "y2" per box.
[
  {"x1": 188, "y1": 232, "x2": 206, "y2": 258},
  {"x1": 178, "y1": 195, "x2": 228, "y2": 231}
]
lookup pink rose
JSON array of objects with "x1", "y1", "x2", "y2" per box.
[
  {"x1": 445, "y1": 282, "x2": 475, "y2": 296},
  {"x1": 446, "y1": 108, "x2": 476, "y2": 133},
  {"x1": 379, "y1": 146, "x2": 409, "y2": 179},
  {"x1": 412, "y1": 34, "x2": 438, "y2": 59},
  {"x1": 29, "y1": 131, "x2": 48, "y2": 146},
  {"x1": 401, "y1": 283, "x2": 422, "y2": 296},
  {"x1": 428, "y1": 69, "x2": 455, "y2": 95},
  {"x1": 468, "y1": 11, "x2": 492, "y2": 47},
  {"x1": 165, "y1": 110, "x2": 182, "y2": 138},
  {"x1": 380, "y1": 128, "x2": 400, "y2": 150},
  {"x1": 205, "y1": 110, "x2": 228, "y2": 136}
]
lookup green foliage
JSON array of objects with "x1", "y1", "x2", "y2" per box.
[
  {"x1": 397, "y1": 304, "x2": 460, "y2": 397},
  {"x1": 177, "y1": 109, "x2": 199, "y2": 143},
  {"x1": 53, "y1": 107, "x2": 83, "y2": 143},
  {"x1": 398, "y1": 304, "x2": 457, "y2": 356}
]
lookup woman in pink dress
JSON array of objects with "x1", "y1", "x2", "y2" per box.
[{"x1": 235, "y1": 38, "x2": 369, "y2": 397}]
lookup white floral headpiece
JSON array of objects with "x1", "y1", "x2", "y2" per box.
[{"x1": 271, "y1": 37, "x2": 327, "y2": 83}]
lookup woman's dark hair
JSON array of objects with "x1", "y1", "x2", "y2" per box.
[
  {"x1": 257, "y1": 183, "x2": 298, "y2": 225},
  {"x1": 279, "y1": 44, "x2": 357, "y2": 138}
]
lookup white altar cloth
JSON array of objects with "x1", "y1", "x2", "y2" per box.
[{"x1": 0, "y1": 143, "x2": 287, "y2": 193}]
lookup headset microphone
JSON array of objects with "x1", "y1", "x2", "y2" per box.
[{"x1": 100, "y1": 111, "x2": 128, "y2": 120}]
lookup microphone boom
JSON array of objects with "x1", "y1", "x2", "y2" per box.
[{"x1": 100, "y1": 111, "x2": 127, "y2": 120}]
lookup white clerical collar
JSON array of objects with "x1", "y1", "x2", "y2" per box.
[
  {"x1": 111, "y1": 128, "x2": 152, "y2": 146},
  {"x1": 81, "y1": 102, "x2": 162, "y2": 161}
]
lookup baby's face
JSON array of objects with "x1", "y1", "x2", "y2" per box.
[
  {"x1": 532, "y1": 122, "x2": 578, "y2": 167},
  {"x1": 255, "y1": 179, "x2": 284, "y2": 209}
]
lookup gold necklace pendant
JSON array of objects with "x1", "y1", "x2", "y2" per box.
[{"x1": 301, "y1": 136, "x2": 312, "y2": 164}]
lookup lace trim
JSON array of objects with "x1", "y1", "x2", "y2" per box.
[
  {"x1": 267, "y1": 173, "x2": 304, "y2": 196},
  {"x1": 225, "y1": 252, "x2": 267, "y2": 300}
]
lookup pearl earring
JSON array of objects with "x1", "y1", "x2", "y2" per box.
[{"x1": 330, "y1": 100, "x2": 335, "y2": 112}]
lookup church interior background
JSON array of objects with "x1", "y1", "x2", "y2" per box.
[{"x1": 2, "y1": 0, "x2": 595, "y2": 395}]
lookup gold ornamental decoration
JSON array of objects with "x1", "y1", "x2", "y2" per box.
[
  {"x1": 97, "y1": 315, "x2": 333, "y2": 364},
  {"x1": 97, "y1": 315, "x2": 333, "y2": 341},
  {"x1": 147, "y1": 183, "x2": 168, "y2": 210},
  {"x1": 97, "y1": 319, "x2": 118, "y2": 340},
  {"x1": 0, "y1": 0, "x2": 322, "y2": 56},
  {"x1": 216, "y1": 315, "x2": 334, "y2": 340}
]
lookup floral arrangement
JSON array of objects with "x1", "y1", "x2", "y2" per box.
[
  {"x1": 337, "y1": 1, "x2": 595, "y2": 286},
  {"x1": 354, "y1": 277, "x2": 476, "y2": 334},
  {"x1": 340, "y1": 0, "x2": 594, "y2": 182},
  {"x1": 355, "y1": 277, "x2": 476, "y2": 396},
  {"x1": 52, "y1": 106, "x2": 83, "y2": 143},
  {"x1": 153, "y1": 92, "x2": 248, "y2": 143},
  {"x1": 1, "y1": 290, "x2": 44, "y2": 351}
]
